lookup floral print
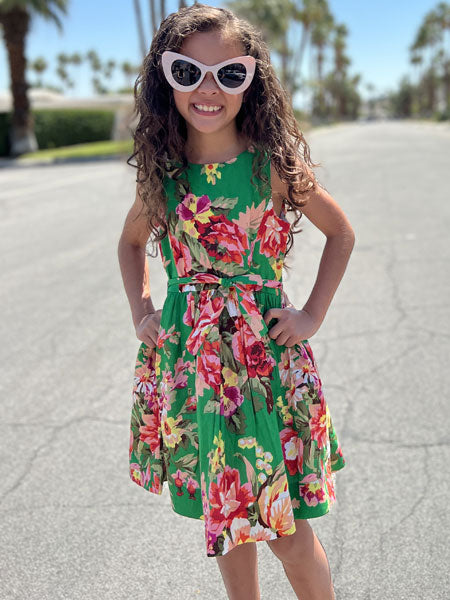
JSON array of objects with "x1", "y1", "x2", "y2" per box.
[{"x1": 129, "y1": 146, "x2": 346, "y2": 557}]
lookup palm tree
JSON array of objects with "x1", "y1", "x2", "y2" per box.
[
  {"x1": 310, "y1": 5, "x2": 334, "y2": 118},
  {"x1": 226, "y1": 0, "x2": 294, "y2": 92},
  {"x1": 0, "y1": 0, "x2": 68, "y2": 156},
  {"x1": 410, "y1": 2, "x2": 450, "y2": 116},
  {"x1": 289, "y1": 0, "x2": 327, "y2": 97},
  {"x1": 149, "y1": 0, "x2": 157, "y2": 35}
]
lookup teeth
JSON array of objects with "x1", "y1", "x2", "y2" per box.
[{"x1": 194, "y1": 104, "x2": 222, "y2": 112}]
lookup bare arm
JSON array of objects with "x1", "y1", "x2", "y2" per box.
[
  {"x1": 117, "y1": 184, "x2": 157, "y2": 332},
  {"x1": 266, "y1": 162, "x2": 355, "y2": 344}
]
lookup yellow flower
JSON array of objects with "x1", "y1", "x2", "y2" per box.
[
  {"x1": 273, "y1": 259, "x2": 283, "y2": 281},
  {"x1": 210, "y1": 430, "x2": 225, "y2": 473},
  {"x1": 222, "y1": 366, "x2": 238, "y2": 386},
  {"x1": 213, "y1": 430, "x2": 225, "y2": 454},
  {"x1": 202, "y1": 163, "x2": 222, "y2": 185},
  {"x1": 162, "y1": 416, "x2": 183, "y2": 448}
]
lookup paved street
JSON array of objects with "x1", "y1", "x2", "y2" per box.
[{"x1": 0, "y1": 120, "x2": 449, "y2": 599}]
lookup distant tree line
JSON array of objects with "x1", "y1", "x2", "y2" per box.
[{"x1": 0, "y1": 0, "x2": 448, "y2": 156}]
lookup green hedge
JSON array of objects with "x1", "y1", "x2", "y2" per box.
[{"x1": 0, "y1": 108, "x2": 116, "y2": 156}]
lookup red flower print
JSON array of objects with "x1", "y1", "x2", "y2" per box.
[
  {"x1": 185, "y1": 394, "x2": 197, "y2": 412},
  {"x1": 197, "y1": 339, "x2": 222, "y2": 394},
  {"x1": 246, "y1": 339, "x2": 275, "y2": 378},
  {"x1": 280, "y1": 427, "x2": 304, "y2": 475},
  {"x1": 186, "y1": 293, "x2": 224, "y2": 356},
  {"x1": 174, "y1": 469, "x2": 188, "y2": 496},
  {"x1": 309, "y1": 400, "x2": 328, "y2": 449},
  {"x1": 197, "y1": 215, "x2": 249, "y2": 264},
  {"x1": 170, "y1": 232, "x2": 192, "y2": 275},
  {"x1": 256, "y1": 212, "x2": 290, "y2": 257},
  {"x1": 187, "y1": 477, "x2": 199, "y2": 500},
  {"x1": 299, "y1": 474, "x2": 326, "y2": 507},
  {"x1": 130, "y1": 463, "x2": 151, "y2": 487},
  {"x1": 209, "y1": 466, "x2": 256, "y2": 531},
  {"x1": 139, "y1": 413, "x2": 161, "y2": 457},
  {"x1": 150, "y1": 473, "x2": 161, "y2": 494}
]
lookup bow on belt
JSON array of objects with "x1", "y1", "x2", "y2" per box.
[{"x1": 167, "y1": 273, "x2": 282, "y2": 355}]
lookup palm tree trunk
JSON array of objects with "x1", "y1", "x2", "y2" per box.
[
  {"x1": 290, "y1": 26, "x2": 309, "y2": 94},
  {"x1": 0, "y1": 7, "x2": 38, "y2": 156},
  {"x1": 149, "y1": 0, "x2": 157, "y2": 34},
  {"x1": 133, "y1": 0, "x2": 148, "y2": 58},
  {"x1": 160, "y1": 0, "x2": 166, "y2": 20}
]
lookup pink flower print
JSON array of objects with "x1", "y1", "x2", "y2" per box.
[
  {"x1": 220, "y1": 385, "x2": 244, "y2": 417},
  {"x1": 176, "y1": 193, "x2": 213, "y2": 238},
  {"x1": 209, "y1": 466, "x2": 256, "y2": 531},
  {"x1": 196, "y1": 214, "x2": 249, "y2": 265},
  {"x1": 187, "y1": 477, "x2": 199, "y2": 500},
  {"x1": 309, "y1": 400, "x2": 328, "y2": 449},
  {"x1": 299, "y1": 474, "x2": 326, "y2": 507},
  {"x1": 174, "y1": 469, "x2": 188, "y2": 496}
]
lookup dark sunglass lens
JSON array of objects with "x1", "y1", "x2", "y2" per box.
[
  {"x1": 171, "y1": 60, "x2": 201, "y2": 86},
  {"x1": 217, "y1": 63, "x2": 247, "y2": 88}
]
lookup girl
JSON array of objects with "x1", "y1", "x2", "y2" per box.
[{"x1": 118, "y1": 4, "x2": 354, "y2": 600}]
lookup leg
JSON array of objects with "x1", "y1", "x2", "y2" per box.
[
  {"x1": 215, "y1": 541, "x2": 260, "y2": 600},
  {"x1": 266, "y1": 519, "x2": 335, "y2": 600}
]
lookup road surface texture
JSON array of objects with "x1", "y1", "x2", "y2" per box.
[{"x1": 0, "y1": 120, "x2": 449, "y2": 599}]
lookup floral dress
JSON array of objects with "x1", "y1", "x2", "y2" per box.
[{"x1": 129, "y1": 145, "x2": 346, "y2": 558}]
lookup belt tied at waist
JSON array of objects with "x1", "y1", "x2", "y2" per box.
[{"x1": 167, "y1": 273, "x2": 282, "y2": 355}]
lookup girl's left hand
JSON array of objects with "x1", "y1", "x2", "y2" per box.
[{"x1": 263, "y1": 307, "x2": 320, "y2": 346}]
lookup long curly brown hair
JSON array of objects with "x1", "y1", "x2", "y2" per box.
[{"x1": 127, "y1": 3, "x2": 320, "y2": 265}]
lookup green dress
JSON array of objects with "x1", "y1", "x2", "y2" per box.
[{"x1": 129, "y1": 145, "x2": 346, "y2": 557}]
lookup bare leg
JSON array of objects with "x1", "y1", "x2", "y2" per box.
[
  {"x1": 215, "y1": 541, "x2": 260, "y2": 600},
  {"x1": 266, "y1": 519, "x2": 335, "y2": 600}
]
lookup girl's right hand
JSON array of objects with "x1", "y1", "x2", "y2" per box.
[{"x1": 135, "y1": 309, "x2": 162, "y2": 349}]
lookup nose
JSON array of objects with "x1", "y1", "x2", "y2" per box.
[{"x1": 198, "y1": 71, "x2": 219, "y2": 94}]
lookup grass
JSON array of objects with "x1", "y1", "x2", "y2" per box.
[{"x1": 18, "y1": 139, "x2": 134, "y2": 162}]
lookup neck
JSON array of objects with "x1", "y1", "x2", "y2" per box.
[{"x1": 184, "y1": 124, "x2": 248, "y2": 164}]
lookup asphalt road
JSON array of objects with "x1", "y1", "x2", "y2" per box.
[{"x1": 0, "y1": 120, "x2": 449, "y2": 599}]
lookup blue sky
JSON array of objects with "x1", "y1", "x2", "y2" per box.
[{"x1": 0, "y1": 0, "x2": 438, "y2": 107}]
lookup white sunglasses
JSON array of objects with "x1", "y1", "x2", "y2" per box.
[{"x1": 161, "y1": 50, "x2": 256, "y2": 95}]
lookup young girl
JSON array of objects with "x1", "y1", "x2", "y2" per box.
[{"x1": 118, "y1": 4, "x2": 354, "y2": 599}]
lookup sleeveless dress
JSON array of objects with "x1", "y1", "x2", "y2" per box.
[{"x1": 129, "y1": 145, "x2": 346, "y2": 558}]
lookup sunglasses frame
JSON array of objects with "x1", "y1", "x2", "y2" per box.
[{"x1": 161, "y1": 51, "x2": 256, "y2": 95}]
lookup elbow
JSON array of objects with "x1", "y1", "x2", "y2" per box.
[{"x1": 327, "y1": 225, "x2": 355, "y2": 247}]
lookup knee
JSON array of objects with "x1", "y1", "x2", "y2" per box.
[
  {"x1": 267, "y1": 534, "x2": 302, "y2": 566},
  {"x1": 266, "y1": 520, "x2": 314, "y2": 566}
]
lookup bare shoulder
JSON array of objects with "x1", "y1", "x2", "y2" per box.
[
  {"x1": 119, "y1": 182, "x2": 151, "y2": 248},
  {"x1": 270, "y1": 157, "x2": 355, "y2": 238}
]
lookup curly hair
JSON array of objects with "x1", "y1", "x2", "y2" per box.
[{"x1": 127, "y1": 3, "x2": 320, "y2": 265}]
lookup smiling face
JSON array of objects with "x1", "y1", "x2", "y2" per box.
[{"x1": 172, "y1": 29, "x2": 247, "y2": 137}]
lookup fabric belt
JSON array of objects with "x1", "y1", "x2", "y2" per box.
[{"x1": 167, "y1": 273, "x2": 282, "y2": 355}]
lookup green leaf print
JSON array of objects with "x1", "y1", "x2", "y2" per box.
[
  {"x1": 174, "y1": 452, "x2": 198, "y2": 472},
  {"x1": 187, "y1": 236, "x2": 213, "y2": 271},
  {"x1": 242, "y1": 379, "x2": 264, "y2": 412},
  {"x1": 211, "y1": 260, "x2": 248, "y2": 276},
  {"x1": 220, "y1": 334, "x2": 240, "y2": 371},
  {"x1": 246, "y1": 502, "x2": 259, "y2": 527},
  {"x1": 209, "y1": 196, "x2": 239, "y2": 210},
  {"x1": 294, "y1": 410, "x2": 310, "y2": 429},
  {"x1": 226, "y1": 407, "x2": 247, "y2": 435},
  {"x1": 203, "y1": 398, "x2": 221, "y2": 414}
]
